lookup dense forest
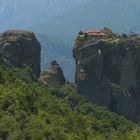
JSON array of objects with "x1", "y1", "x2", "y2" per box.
[{"x1": 0, "y1": 65, "x2": 140, "y2": 140}]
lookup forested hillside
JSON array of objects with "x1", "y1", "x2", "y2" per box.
[{"x1": 0, "y1": 66, "x2": 140, "y2": 140}]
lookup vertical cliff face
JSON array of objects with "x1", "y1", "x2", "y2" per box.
[
  {"x1": 0, "y1": 30, "x2": 41, "y2": 76},
  {"x1": 73, "y1": 30, "x2": 140, "y2": 122},
  {"x1": 40, "y1": 61, "x2": 66, "y2": 86},
  {"x1": 74, "y1": 40, "x2": 111, "y2": 108}
]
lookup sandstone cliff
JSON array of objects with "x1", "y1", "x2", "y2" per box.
[
  {"x1": 40, "y1": 60, "x2": 66, "y2": 86},
  {"x1": 73, "y1": 30, "x2": 140, "y2": 122},
  {"x1": 0, "y1": 30, "x2": 41, "y2": 76}
]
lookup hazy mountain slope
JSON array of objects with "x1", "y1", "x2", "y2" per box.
[
  {"x1": 0, "y1": 0, "x2": 89, "y2": 31},
  {"x1": 36, "y1": 34, "x2": 74, "y2": 81},
  {"x1": 31, "y1": 0, "x2": 140, "y2": 43},
  {"x1": 1, "y1": 0, "x2": 140, "y2": 37}
]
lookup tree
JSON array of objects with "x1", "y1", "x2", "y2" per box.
[{"x1": 78, "y1": 31, "x2": 84, "y2": 35}]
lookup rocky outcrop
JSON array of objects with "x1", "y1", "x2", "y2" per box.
[
  {"x1": 40, "y1": 61, "x2": 66, "y2": 86},
  {"x1": 73, "y1": 30, "x2": 140, "y2": 122},
  {"x1": 0, "y1": 30, "x2": 41, "y2": 76}
]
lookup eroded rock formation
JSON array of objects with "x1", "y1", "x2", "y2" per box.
[
  {"x1": 40, "y1": 60, "x2": 66, "y2": 86},
  {"x1": 73, "y1": 30, "x2": 140, "y2": 122},
  {"x1": 0, "y1": 30, "x2": 41, "y2": 76}
]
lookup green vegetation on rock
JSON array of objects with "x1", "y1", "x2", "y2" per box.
[{"x1": 0, "y1": 65, "x2": 140, "y2": 140}]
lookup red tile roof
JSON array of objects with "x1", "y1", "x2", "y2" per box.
[
  {"x1": 88, "y1": 32, "x2": 106, "y2": 36},
  {"x1": 87, "y1": 29, "x2": 101, "y2": 33},
  {"x1": 86, "y1": 29, "x2": 107, "y2": 36}
]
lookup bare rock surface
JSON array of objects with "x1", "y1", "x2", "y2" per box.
[
  {"x1": 40, "y1": 60, "x2": 66, "y2": 86},
  {"x1": 73, "y1": 30, "x2": 140, "y2": 122},
  {"x1": 0, "y1": 30, "x2": 41, "y2": 76}
]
